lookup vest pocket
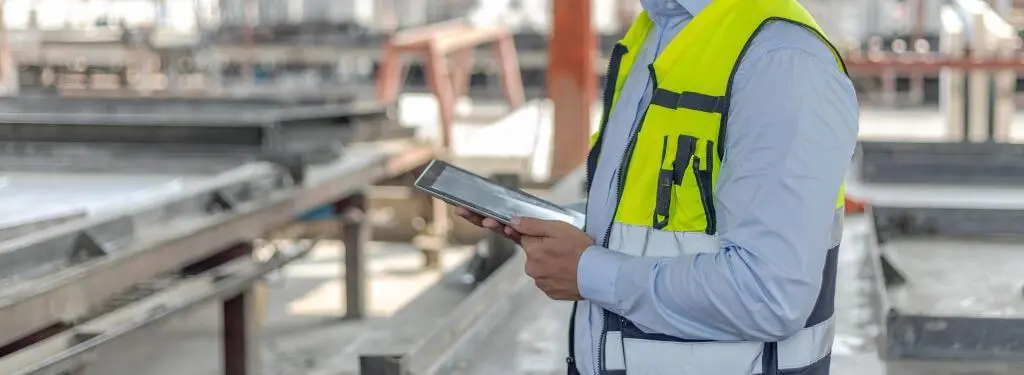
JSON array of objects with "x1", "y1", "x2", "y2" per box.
[
  {"x1": 653, "y1": 134, "x2": 697, "y2": 229},
  {"x1": 653, "y1": 136, "x2": 715, "y2": 233}
]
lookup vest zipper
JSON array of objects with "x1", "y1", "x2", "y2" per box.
[
  {"x1": 574, "y1": 42, "x2": 628, "y2": 375},
  {"x1": 602, "y1": 63, "x2": 657, "y2": 252},
  {"x1": 597, "y1": 63, "x2": 657, "y2": 374}
]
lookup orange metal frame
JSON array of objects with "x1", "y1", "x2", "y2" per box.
[
  {"x1": 549, "y1": 0, "x2": 596, "y2": 180},
  {"x1": 376, "y1": 20, "x2": 526, "y2": 148},
  {"x1": 844, "y1": 51, "x2": 1024, "y2": 74}
]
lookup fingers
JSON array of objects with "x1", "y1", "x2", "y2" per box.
[
  {"x1": 511, "y1": 216, "x2": 568, "y2": 237},
  {"x1": 455, "y1": 207, "x2": 485, "y2": 226},
  {"x1": 481, "y1": 217, "x2": 503, "y2": 230},
  {"x1": 454, "y1": 208, "x2": 527, "y2": 244},
  {"x1": 519, "y1": 234, "x2": 544, "y2": 249},
  {"x1": 504, "y1": 226, "x2": 522, "y2": 244}
]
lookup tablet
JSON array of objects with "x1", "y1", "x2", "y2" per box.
[{"x1": 414, "y1": 159, "x2": 585, "y2": 228}]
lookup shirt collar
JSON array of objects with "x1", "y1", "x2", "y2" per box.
[
  {"x1": 676, "y1": 0, "x2": 710, "y2": 15},
  {"x1": 641, "y1": 0, "x2": 710, "y2": 26}
]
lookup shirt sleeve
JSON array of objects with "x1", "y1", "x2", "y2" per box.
[{"x1": 576, "y1": 27, "x2": 860, "y2": 342}]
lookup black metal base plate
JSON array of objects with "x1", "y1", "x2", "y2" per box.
[
  {"x1": 858, "y1": 141, "x2": 1024, "y2": 185},
  {"x1": 867, "y1": 204, "x2": 1024, "y2": 362}
]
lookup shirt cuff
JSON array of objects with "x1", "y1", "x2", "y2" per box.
[{"x1": 578, "y1": 245, "x2": 632, "y2": 308}]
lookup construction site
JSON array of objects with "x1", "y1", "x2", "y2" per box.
[{"x1": 1, "y1": 0, "x2": 1024, "y2": 374}]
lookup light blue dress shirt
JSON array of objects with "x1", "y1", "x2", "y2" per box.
[{"x1": 575, "y1": 0, "x2": 859, "y2": 373}]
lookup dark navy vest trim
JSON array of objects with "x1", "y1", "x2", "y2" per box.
[
  {"x1": 650, "y1": 89, "x2": 727, "y2": 113},
  {"x1": 586, "y1": 43, "x2": 629, "y2": 191},
  {"x1": 604, "y1": 310, "x2": 713, "y2": 343},
  {"x1": 805, "y1": 244, "x2": 840, "y2": 328},
  {"x1": 762, "y1": 342, "x2": 779, "y2": 375}
]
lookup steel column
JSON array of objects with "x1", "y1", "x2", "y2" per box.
[
  {"x1": 493, "y1": 34, "x2": 526, "y2": 109},
  {"x1": 423, "y1": 46, "x2": 458, "y2": 148},
  {"x1": 338, "y1": 194, "x2": 370, "y2": 320},
  {"x1": 549, "y1": 0, "x2": 595, "y2": 180},
  {"x1": 412, "y1": 184, "x2": 448, "y2": 270},
  {"x1": 0, "y1": 0, "x2": 17, "y2": 96},
  {"x1": 222, "y1": 244, "x2": 261, "y2": 375}
]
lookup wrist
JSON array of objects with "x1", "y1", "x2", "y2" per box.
[{"x1": 577, "y1": 246, "x2": 629, "y2": 308}]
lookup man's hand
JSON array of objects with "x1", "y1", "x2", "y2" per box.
[
  {"x1": 454, "y1": 207, "x2": 522, "y2": 244},
  {"x1": 511, "y1": 216, "x2": 595, "y2": 301}
]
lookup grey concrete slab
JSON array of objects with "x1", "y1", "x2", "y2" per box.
[
  {"x1": 0, "y1": 172, "x2": 204, "y2": 232},
  {"x1": 884, "y1": 238, "x2": 1024, "y2": 318}
]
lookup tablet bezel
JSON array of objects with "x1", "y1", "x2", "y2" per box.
[{"x1": 414, "y1": 159, "x2": 580, "y2": 227}]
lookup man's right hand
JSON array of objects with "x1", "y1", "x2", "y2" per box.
[{"x1": 455, "y1": 207, "x2": 522, "y2": 245}]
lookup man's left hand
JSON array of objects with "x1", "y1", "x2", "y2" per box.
[{"x1": 511, "y1": 216, "x2": 595, "y2": 301}]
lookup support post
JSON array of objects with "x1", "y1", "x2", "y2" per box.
[
  {"x1": 376, "y1": 41, "x2": 403, "y2": 104},
  {"x1": 940, "y1": 5, "x2": 966, "y2": 141},
  {"x1": 413, "y1": 184, "x2": 449, "y2": 270},
  {"x1": 493, "y1": 34, "x2": 526, "y2": 109},
  {"x1": 965, "y1": 8, "x2": 991, "y2": 143},
  {"x1": 424, "y1": 46, "x2": 457, "y2": 148},
  {"x1": 988, "y1": 10, "x2": 1017, "y2": 143},
  {"x1": 219, "y1": 242, "x2": 261, "y2": 375},
  {"x1": 549, "y1": 0, "x2": 595, "y2": 181},
  {"x1": 452, "y1": 49, "x2": 476, "y2": 100},
  {"x1": 338, "y1": 194, "x2": 370, "y2": 320},
  {"x1": 0, "y1": 0, "x2": 19, "y2": 96},
  {"x1": 223, "y1": 287, "x2": 261, "y2": 375}
]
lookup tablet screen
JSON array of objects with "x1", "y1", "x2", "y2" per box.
[{"x1": 415, "y1": 160, "x2": 584, "y2": 228}]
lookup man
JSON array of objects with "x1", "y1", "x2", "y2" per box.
[{"x1": 457, "y1": 0, "x2": 858, "y2": 373}]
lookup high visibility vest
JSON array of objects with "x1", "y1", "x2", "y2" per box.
[{"x1": 576, "y1": 0, "x2": 847, "y2": 374}]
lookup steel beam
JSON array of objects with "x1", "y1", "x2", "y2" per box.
[
  {"x1": 0, "y1": 142, "x2": 437, "y2": 350},
  {"x1": 548, "y1": 0, "x2": 595, "y2": 180},
  {"x1": 8, "y1": 239, "x2": 318, "y2": 375},
  {"x1": 857, "y1": 141, "x2": 1024, "y2": 185},
  {"x1": 845, "y1": 55, "x2": 1024, "y2": 73}
]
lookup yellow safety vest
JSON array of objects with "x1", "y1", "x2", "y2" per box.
[
  {"x1": 575, "y1": 1, "x2": 848, "y2": 374},
  {"x1": 587, "y1": 0, "x2": 846, "y2": 236}
]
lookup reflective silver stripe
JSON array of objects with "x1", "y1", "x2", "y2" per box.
[
  {"x1": 602, "y1": 317, "x2": 834, "y2": 374},
  {"x1": 614, "y1": 338, "x2": 763, "y2": 374},
  {"x1": 606, "y1": 208, "x2": 844, "y2": 257},
  {"x1": 597, "y1": 208, "x2": 842, "y2": 374},
  {"x1": 754, "y1": 317, "x2": 835, "y2": 373},
  {"x1": 829, "y1": 207, "x2": 843, "y2": 249}
]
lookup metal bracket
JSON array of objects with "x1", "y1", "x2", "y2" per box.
[
  {"x1": 68, "y1": 233, "x2": 108, "y2": 265},
  {"x1": 259, "y1": 153, "x2": 307, "y2": 185},
  {"x1": 879, "y1": 252, "x2": 908, "y2": 287},
  {"x1": 205, "y1": 191, "x2": 237, "y2": 214}
]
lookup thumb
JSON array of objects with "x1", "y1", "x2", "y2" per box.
[{"x1": 511, "y1": 216, "x2": 556, "y2": 237}]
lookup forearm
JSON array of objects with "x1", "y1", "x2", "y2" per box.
[{"x1": 579, "y1": 231, "x2": 832, "y2": 342}]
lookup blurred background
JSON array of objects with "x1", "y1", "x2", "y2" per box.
[{"x1": 2, "y1": 1, "x2": 1024, "y2": 375}]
